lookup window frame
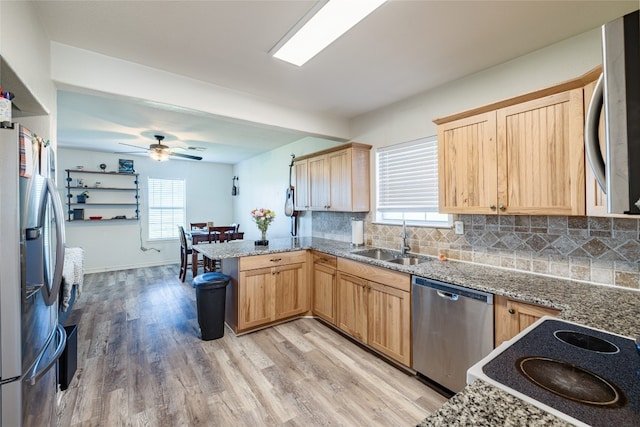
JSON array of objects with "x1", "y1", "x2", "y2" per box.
[
  {"x1": 375, "y1": 136, "x2": 451, "y2": 228},
  {"x1": 147, "y1": 177, "x2": 186, "y2": 241}
]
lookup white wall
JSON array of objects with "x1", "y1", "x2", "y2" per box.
[
  {"x1": 233, "y1": 136, "x2": 343, "y2": 240},
  {"x1": 58, "y1": 148, "x2": 234, "y2": 273},
  {"x1": 351, "y1": 28, "x2": 601, "y2": 148}
]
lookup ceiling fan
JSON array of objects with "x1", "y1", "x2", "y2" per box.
[{"x1": 119, "y1": 135, "x2": 203, "y2": 161}]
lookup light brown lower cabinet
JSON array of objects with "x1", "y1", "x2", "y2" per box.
[
  {"x1": 312, "y1": 252, "x2": 337, "y2": 325},
  {"x1": 494, "y1": 295, "x2": 560, "y2": 347},
  {"x1": 336, "y1": 258, "x2": 411, "y2": 367},
  {"x1": 224, "y1": 251, "x2": 309, "y2": 334}
]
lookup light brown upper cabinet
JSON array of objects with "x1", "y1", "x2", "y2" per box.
[
  {"x1": 434, "y1": 69, "x2": 603, "y2": 216},
  {"x1": 294, "y1": 143, "x2": 371, "y2": 212}
]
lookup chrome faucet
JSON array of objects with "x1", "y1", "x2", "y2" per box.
[{"x1": 401, "y1": 220, "x2": 411, "y2": 255}]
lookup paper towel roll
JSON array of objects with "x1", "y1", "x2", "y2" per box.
[
  {"x1": 0, "y1": 98, "x2": 11, "y2": 124},
  {"x1": 351, "y1": 220, "x2": 364, "y2": 245}
]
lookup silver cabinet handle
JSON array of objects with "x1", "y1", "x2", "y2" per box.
[
  {"x1": 499, "y1": 204, "x2": 506, "y2": 211},
  {"x1": 489, "y1": 204, "x2": 496, "y2": 210},
  {"x1": 436, "y1": 290, "x2": 459, "y2": 301}
]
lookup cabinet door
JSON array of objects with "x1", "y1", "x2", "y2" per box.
[
  {"x1": 494, "y1": 295, "x2": 559, "y2": 347},
  {"x1": 312, "y1": 263, "x2": 336, "y2": 324},
  {"x1": 367, "y1": 282, "x2": 411, "y2": 366},
  {"x1": 294, "y1": 159, "x2": 309, "y2": 210},
  {"x1": 274, "y1": 262, "x2": 308, "y2": 320},
  {"x1": 438, "y1": 112, "x2": 498, "y2": 214},
  {"x1": 336, "y1": 272, "x2": 368, "y2": 342},
  {"x1": 497, "y1": 89, "x2": 585, "y2": 215},
  {"x1": 327, "y1": 149, "x2": 351, "y2": 211},
  {"x1": 308, "y1": 155, "x2": 330, "y2": 210},
  {"x1": 238, "y1": 267, "x2": 274, "y2": 330}
]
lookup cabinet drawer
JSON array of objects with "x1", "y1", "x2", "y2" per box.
[
  {"x1": 313, "y1": 251, "x2": 337, "y2": 268},
  {"x1": 240, "y1": 250, "x2": 307, "y2": 271},
  {"x1": 337, "y1": 257, "x2": 409, "y2": 292}
]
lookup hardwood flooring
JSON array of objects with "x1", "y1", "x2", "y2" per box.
[{"x1": 56, "y1": 265, "x2": 447, "y2": 426}]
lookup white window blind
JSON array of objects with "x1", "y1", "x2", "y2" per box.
[
  {"x1": 148, "y1": 178, "x2": 185, "y2": 240},
  {"x1": 377, "y1": 137, "x2": 439, "y2": 212}
]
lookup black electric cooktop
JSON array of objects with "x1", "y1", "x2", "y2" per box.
[{"x1": 470, "y1": 318, "x2": 640, "y2": 426}]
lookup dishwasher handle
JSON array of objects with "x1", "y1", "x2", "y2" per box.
[
  {"x1": 436, "y1": 290, "x2": 459, "y2": 301},
  {"x1": 412, "y1": 276, "x2": 493, "y2": 304}
]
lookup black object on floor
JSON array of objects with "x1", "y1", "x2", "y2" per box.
[
  {"x1": 59, "y1": 324, "x2": 78, "y2": 390},
  {"x1": 193, "y1": 272, "x2": 230, "y2": 340}
]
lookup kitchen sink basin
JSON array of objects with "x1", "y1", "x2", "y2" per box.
[
  {"x1": 352, "y1": 248, "x2": 430, "y2": 265},
  {"x1": 386, "y1": 256, "x2": 425, "y2": 265},
  {"x1": 352, "y1": 248, "x2": 401, "y2": 260}
]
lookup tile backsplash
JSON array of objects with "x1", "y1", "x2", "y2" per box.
[{"x1": 312, "y1": 212, "x2": 640, "y2": 290}]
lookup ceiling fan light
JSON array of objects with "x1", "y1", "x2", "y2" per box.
[{"x1": 150, "y1": 148, "x2": 170, "y2": 162}]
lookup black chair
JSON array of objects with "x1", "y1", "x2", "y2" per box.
[{"x1": 178, "y1": 225, "x2": 202, "y2": 282}]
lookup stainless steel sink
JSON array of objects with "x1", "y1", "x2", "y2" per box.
[
  {"x1": 386, "y1": 256, "x2": 425, "y2": 265},
  {"x1": 352, "y1": 248, "x2": 401, "y2": 260},
  {"x1": 353, "y1": 248, "x2": 430, "y2": 265}
]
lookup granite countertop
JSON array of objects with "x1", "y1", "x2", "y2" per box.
[
  {"x1": 416, "y1": 380, "x2": 573, "y2": 427},
  {"x1": 194, "y1": 236, "x2": 640, "y2": 337},
  {"x1": 194, "y1": 237, "x2": 640, "y2": 426}
]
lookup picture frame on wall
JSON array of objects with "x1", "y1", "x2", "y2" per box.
[{"x1": 118, "y1": 159, "x2": 134, "y2": 174}]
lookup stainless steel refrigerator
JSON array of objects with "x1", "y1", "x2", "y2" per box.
[{"x1": 0, "y1": 124, "x2": 67, "y2": 426}]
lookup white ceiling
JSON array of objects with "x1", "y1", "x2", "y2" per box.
[{"x1": 34, "y1": 0, "x2": 638, "y2": 163}]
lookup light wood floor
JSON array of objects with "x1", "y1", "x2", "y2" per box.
[{"x1": 56, "y1": 265, "x2": 447, "y2": 426}]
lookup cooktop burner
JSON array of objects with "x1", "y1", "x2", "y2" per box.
[
  {"x1": 516, "y1": 356, "x2": 625, "y2": 407},
  {"x1": 468, "y1": 318, "x2": 640, "y2": 426},
  {"x1": 553, "y1": 330, "x2": 620, "y2": 354}
]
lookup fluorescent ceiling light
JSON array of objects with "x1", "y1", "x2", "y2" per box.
[{"x1": 273, "y1": 0, "x2": 387, "y2": 66}]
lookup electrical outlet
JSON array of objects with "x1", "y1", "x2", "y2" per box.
[{"x1": 454, "y1": 221, "x2": 464, "y2": 235}]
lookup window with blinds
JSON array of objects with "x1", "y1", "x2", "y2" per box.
[
  {"x1": 376, "y1": 137, "x2": 450, "y2": 226},
  {"x1": 148, "y1": 178, "x2": 186, "y2": 240}
]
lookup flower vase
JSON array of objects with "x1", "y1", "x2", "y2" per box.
[{"x1": 255, "y1": 229, "x2": 269, "y2": 246}]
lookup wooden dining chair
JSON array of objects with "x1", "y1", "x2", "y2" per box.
[
  {"x1": 190, "y1": 222, "x2": 207, "y2": 231},
  {"x1": 207, "y1": 227, "x2": 221, "y2": 243},
  {"x1": 178, "y1": 225, "x2": 202, "y2": 282},
  {"x1": 224, "y1": 223, "x2": 239, "y2": 241}
]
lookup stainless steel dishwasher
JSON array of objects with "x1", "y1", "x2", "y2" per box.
[{"x1": 412, "y1": 276, "x2": 494, "y2": 393}]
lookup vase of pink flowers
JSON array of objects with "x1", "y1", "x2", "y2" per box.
[{"x1": 251, "y1": 208, "x2": 275, "y2": 246}]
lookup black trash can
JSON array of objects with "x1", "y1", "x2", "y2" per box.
[{"x1": 193, "y1": 272, "x2": 231, "y2": 340}]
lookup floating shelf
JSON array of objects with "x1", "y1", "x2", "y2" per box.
[{"x1": 65, "y1": 169, "x2": 140, "y2": 222}]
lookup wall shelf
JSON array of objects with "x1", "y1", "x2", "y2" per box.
[{"x1": 65, "y1": 169, "x2": 140, "y2": 221}]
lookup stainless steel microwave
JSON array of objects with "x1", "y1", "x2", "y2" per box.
[{"x1": 585, "y1": 9, "x2": 639, "y2": 214}]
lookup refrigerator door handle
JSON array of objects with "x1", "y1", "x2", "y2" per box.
[
  {"x1": 585, "y1": 73, "x2": 607, "y2": 193},
  {"x1": 42, "y1": 177, "x2": 66, "y2": 306},
  {"x1": 25, "y1": 324, "x2": 67, "y2": 386}
]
